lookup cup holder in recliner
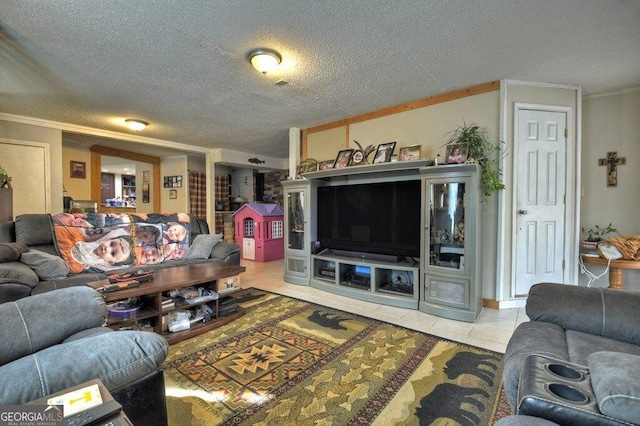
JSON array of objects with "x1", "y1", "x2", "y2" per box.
[
  {"x1": 546, "y1": 383, "x2": 590, "y2": 405},
  {"x1": 546, "y1": 363, "x2": 584, "y2": 381}
]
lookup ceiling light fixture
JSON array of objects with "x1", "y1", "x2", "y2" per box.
[
  {"x1": 125, "y1": 119, "x2": 148, "y2": 132},
  {"x1": 247, "y1": 48, "x2": 282, "y2": 74}
]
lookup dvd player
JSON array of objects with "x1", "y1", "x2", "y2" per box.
[{"x1": 319, "y1": 268, "x2": 335, "y2": 277}]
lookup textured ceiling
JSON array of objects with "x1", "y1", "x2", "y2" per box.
[{"x1": 1, "y1": 0, "x2": 639, "y2": 159}]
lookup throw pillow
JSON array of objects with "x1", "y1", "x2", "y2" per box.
[
  {"x1": 20, "y1": 250, "x2": 71, "y2": 280},
  {"x1": 588, "y1": 351, "x2": 640, "y2": 424},
  {"x1": 0, "y1": 242, "x2": 29, "y2": 263},
  {"x1": 183, "y1": 234, "x2": 222, "y2": 259},
  {"x1": 211, "y1": 241, "x2": 240, "y2": 260}
]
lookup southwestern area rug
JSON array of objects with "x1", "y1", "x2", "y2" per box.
[{"x1": 163, "y1": 289, "x2": 511, "y2": 425}]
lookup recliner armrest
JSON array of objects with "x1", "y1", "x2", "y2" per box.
[
  {"x1": 0, "y1": 286, "x2": 107, "y2": 366},
  {"x1": 526, "y1": 283, "x2": 640, "y2": 346}
]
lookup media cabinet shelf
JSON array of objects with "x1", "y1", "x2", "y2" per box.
[{"x1": 311, "y1": 252, "x2": 420, "y2": 309}]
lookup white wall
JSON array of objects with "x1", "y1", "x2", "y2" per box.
[{"x1": 579, "y1": 88, "x2": 640, "y2": 290}]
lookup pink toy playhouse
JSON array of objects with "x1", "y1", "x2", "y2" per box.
[{"x1": 233, "y1": 203, "x2": 285, "y2": 262}]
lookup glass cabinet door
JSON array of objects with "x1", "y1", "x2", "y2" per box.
[
  {"x1": 428, "y1": 181, "x2": 466, "y2": 271},
  {"x1": 287, "y1": 190, "x2": 305, "y2": 251}
]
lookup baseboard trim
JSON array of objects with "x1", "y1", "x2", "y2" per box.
[{"x1": 483, "y1": 298, "x2": 526, "y2": 309}]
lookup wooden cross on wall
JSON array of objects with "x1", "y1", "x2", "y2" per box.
[{"x1": 598, "y1": 151, "x2": 626, "y2": 187}]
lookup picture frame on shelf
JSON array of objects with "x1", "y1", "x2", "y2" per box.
[
  {"x1": 399, "y1": 144, "x2": 422, "y2": 161},
  {"x1": 333, "y1": 149, "x2": 354, "y2": 168},
  {"x1": 70, "y1": 161, "x2": 86, "y2": 179},
  {"x1": 318, "y1": 160, "x2": 334, "y2": 170},
  {"x1": 446, "y1": 145, "x2": 467, "y2": 164},
  {"x1": 350, "y1": 150, "x2": 365, "y2": 166},
  {"x1": 373, "y1": 142, "x2": 397, "y2": 164}
]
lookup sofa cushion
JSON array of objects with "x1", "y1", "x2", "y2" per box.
[
  {"x1": 565, "y1": 330, "x2": 640, "y2": 366},
  {"x1": 527, "y1": 283, "x2": 640, "y2": 346},
  {"x1": 211, "y1": 241, "x2": 240, "y2": 260},
  {"x1": 0, "y1": 286, "x2": 106, "y2": 366},
  {"x1": 588, "y1": 351, "x2": 640, "y2": 424},
  {"x1": 183, "y1": 233, "x2": 222, "y2": 259},
  {"x1": 0, "y1": 262, "x2": 39, "y2": 287},
  {"x1": 20, "y1": 250, "x2": 71, "y2": 280},
  {"x1": 14, "y1": 214, "x2": 54, "y2": 246},
  {"x1": 0, "y1": 242, "x2": 28, "y2": 262}
]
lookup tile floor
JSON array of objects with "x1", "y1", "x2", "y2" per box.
[{"x1": 239, "y1": 259, "x2": 528, "y2": 353}]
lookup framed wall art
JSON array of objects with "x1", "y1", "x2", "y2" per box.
[
  {"x1": 143, "y1": 171, "x2": 150, "y2": 182},
  {"x1": 70, "y1": 161, "x2": 86, "y2": 179},
  {"x1": 169, "y1": 189, "x2": 177, "y2": 199},
  {"x1": 163, "y1": 175, "x2": 183, "y2": 188},
  {"x1": 142, "y1": 182, "x2": 150, "y2": 203}
]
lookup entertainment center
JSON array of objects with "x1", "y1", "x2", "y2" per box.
[{"x1": 282, "y1": 161, "x2": 482, "y2": 322}]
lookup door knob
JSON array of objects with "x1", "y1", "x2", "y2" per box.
[{"x1": 518, "y1": 210, "x2": 528, "y2": 215}]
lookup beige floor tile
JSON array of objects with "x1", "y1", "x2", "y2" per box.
[{"x1": 238, "y1": 259, "x2": 516, "y2": 351}]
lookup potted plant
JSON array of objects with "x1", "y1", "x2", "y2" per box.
[
  {"x1": 0, "y1": 165, "x2": 11, "y2": 189},
  {"x1": 0, "y1": 164, "x2": 13, "y2": 222},
  {"x1": 443, "y1": 122, "x2": 505, "y2": 201},
  {"x1": 581, "y1": 223, "x2": 618, "y2": 251}
]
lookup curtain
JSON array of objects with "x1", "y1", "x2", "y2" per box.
[{"x1": 188, "y1": 171, "x2": 207, "y2": 219}]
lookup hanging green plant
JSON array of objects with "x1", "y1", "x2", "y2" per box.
[{"x1": 443, "y1": 122, "x2": 506, "y2": 201}]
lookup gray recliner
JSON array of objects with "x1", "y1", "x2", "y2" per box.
[
  {"x1": 502, "y1": 283, "x2": 640, "y2": 425},
  {"x1": 0, "y1": 286, "x2": 169, "y2": 425}
]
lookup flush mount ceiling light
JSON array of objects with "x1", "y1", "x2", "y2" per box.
[
  {"x1": 125, "y1": 119, "x2": 148, "y2": 132},
  {"x1": 247, "y1": 48, "x2": 282, "y2": 74}
]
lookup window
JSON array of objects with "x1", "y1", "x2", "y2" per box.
[
  {"x1": 243, "y1": 218, "x2": 254, "y2": 237},
  {"x1": 272, "y1": 220, "x2": 283, "y2": 238}
]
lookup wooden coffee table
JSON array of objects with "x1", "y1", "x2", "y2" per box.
[{"x1": 88, "y1": 262, "x2": 246, "y2": 344}]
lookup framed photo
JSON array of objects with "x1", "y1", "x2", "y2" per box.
[
  {"x1": 318, "y1": 159, "x2": 334, "y2": 170},
  {"x1": 142, "y1": 182, "x2": 150, "y2": 203},
  {"x1": 446, "y1": 145, "x2": 468, "y2": 164},
  {"x1": 169, "y1": 189, "x2": 177, "y2": 199},
  {"x1": 142, "y1": 171, "x2": 150, "y2": 182},
  {"x1": 333, "y1": 149, "x2": 354, "y2": 168},
  {"x1": 399, "y1": 144, "x2": 422, "y2": 161},
  {"x1": 295, "y1": 165, "x2": 305, "y2": 180},
  {"x1": 70, "y1": 161, "x2": 86, "y2": 179},
  {"x1": 373, "y1": 142, "x2": 397, "y2": 164}
]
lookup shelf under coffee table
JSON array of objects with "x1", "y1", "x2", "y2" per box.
[{"x1": 88, "y1": 262, "x2": 246, "y2": 344}]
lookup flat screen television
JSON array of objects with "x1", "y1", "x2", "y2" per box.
[{"x1": 317, "y1": 180, "x2": 421, "y2": 259}]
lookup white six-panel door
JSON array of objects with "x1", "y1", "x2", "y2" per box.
[{"x1": 514, "y1": 109, "x2": 567, "y2": 296}]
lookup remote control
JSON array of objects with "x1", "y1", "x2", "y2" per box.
[
  {"x1": 102, "y1": 280, "x2": 140, "y2": 293},
  {"x1": 64, "y1": 399, "x2": 122, "y2": 426}
]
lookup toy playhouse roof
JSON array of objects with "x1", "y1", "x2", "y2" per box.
[{"x1": 232, "y1": 203, "x2": 284, "y2": 217}]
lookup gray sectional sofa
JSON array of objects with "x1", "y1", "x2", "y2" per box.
[
  {"x1": 0, "y1": 285, "x2": 169, "y2": 425},
  {"x1": 503, "y1": 283, "x2": 640, "y2": 425},
  {"x1": 0, "y1": 213, "x2": 241, "y2": 303}
]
